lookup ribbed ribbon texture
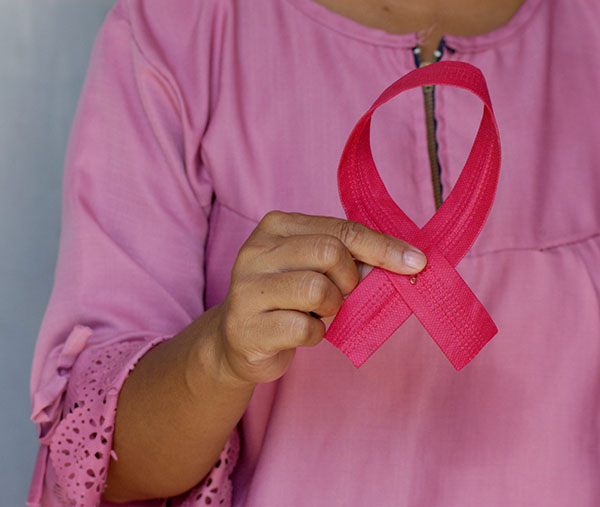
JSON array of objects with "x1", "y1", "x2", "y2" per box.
[{"x1": 324, "y1": 61, "x2": 501, "y2": 370}]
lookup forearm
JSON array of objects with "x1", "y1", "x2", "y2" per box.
[{"x1": 102, "y1": 303, "x2": 256, "y2": 503}]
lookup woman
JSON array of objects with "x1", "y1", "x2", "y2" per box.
[{"x1": 28, "y1": 0, "x2": 600, "y2": 505}]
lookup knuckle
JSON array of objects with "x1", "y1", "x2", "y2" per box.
[
  {"x1": 290, "y1": 314, "x2": 313, "y2": 344},
  {"x1": 227, "y1": 280, "x2": 243, "y2": 302},
  {"x1": 381, "y1": 236, "x2": 399, "y2": 265},
  {"x1": 232, "y1": 251, "x2": 249, "y2": 274},
  {"x1": 292, "y1": 314, "x2": 324, "y2": 347},
  {"x1": 235, "y1": 243, "x2": 261, "y2": 269},
  {"x1": 222, "y1": 312, "x2": 242, "y2": 343},
  {"x1": 306, "y1": 319, "x2": 326, "y2": 347},
  {"x1": 338, "y1": 220, "x2": 363, "y2": 247},
  {"x1": 300, "y1": 272, "x2": 330, "y2": 308},
  {"x1": 227, "y1": 274, "x2": 253, "y2": 307},
  {"x1": 259, "y1": 210, "x2": 286, "y2": 229},
  {"x1": 223, "y1": 314, "x2": 268, "y2": 359},
  {"x1": 287, "y1": 211, "x2": 305, "y2": 221},
  {"x1": 314, "y1": 236, "x2": 346, "y2": 267}
]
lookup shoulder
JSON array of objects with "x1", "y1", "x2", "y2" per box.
[
  {"x1": 112, "y1": 0, "x2": 235, "y2": 56},
  {"x1": 100, "y1": 0, "x2": 238, "y2": 120}
]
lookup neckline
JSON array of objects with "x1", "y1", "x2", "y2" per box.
[{"x1": 285, "y1": 0, "x2": 544, "y2": 51}]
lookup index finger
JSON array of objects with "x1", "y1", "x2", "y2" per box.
[{"x1": 263, "y1": 211, "x2": 427, "y2": 275}]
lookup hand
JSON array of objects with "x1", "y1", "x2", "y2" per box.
[{"x1": 215, "y1": 211, "x2": 427, "y2": 386}]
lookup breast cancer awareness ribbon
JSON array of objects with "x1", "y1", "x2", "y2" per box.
[{"x1": 324, "y1": 61, "x2": 501, "y2": 370}]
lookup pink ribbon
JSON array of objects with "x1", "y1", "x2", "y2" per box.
[{"x1": 324, "y1": 61, "x2": 501, "y2": 370}]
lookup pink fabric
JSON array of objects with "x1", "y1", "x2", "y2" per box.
[
  {"x1": 28, "y1": 0, "x2": 600, "y2": 505},
  {"x1": 326, "y1": 61, "x2": 500, "y2": 369}
]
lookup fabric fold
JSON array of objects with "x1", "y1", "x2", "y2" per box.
[{"x1": 31, "y1": 325, "x2": 94, "y2": 444}]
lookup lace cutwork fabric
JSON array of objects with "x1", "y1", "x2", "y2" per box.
[
  {"x1": 174, "y1": 430, "x2": 239, "y2": 507},
  {"x1": 45, "y1": 336, "x2": 240, "y2": 506}
]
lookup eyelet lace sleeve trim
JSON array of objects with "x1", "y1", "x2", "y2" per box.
[
  {"x1": 49, "y1": 338, "x2": 166, "y2": 504},
  {"x1": 171, "y1": 429, "x2": 239, "y2": 507},
  {"x1": 46, "y1": 336, "x2": 240, "y2": 506}
]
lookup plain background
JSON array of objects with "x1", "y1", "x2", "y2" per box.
[{"x1": 1, "y1": 1, "x2": 115, "y2": 503}]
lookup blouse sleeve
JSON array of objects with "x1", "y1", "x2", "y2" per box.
[{"x1": 27, "y1": 1, "x2": 239, "y2": 506}]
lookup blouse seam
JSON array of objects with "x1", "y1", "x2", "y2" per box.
[
  {"x1": 217, "y1": 200, "x2": 261, "y2": 224},
  {"x1": 284, "y1": 0, "x2": 417, "y2": 49},
  {"x1": 285, "y1": 0, "x2": 544, "y2": 53},
  {"x1": 114, "y1": 1, "x2": 215, "y2": 211},
  {"x1": 467, "y1": 232, "x2": 600, "y2": 258},
  {"x1": 444, "y1": 0, "x2": 544, "y2": 53}
]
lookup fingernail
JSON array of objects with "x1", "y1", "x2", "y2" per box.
[{"x1": 403, "y1": 249, "x2": 427, "y2": 271}]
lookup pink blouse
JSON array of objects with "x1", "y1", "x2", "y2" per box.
[{"x1": 28, "y1": 0, "x2": 600, "y2": 505}]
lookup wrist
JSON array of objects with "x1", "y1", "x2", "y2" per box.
[{"x1": 185, "y1": 303, "x2": 257, "y2": 397}]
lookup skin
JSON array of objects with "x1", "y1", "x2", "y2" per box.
[
  {"x1": 103, "y1": 212, "x2": 427, "y2": 501},
  {"x1": 102, "y1": 0, "x2": 525, "y2": 502},
  {"x1": 313, "y1": 0, "x2": 526, "y2": 61}
]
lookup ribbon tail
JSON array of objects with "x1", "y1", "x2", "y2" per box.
[
  {"x1": 385, "y1": 248, "x2": 498, "y2": 370},
  {"x1": 325, "y1": 269, "x2": 412, "y2": 368}
]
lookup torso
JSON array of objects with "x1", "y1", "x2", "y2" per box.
[
  {"x1": 312, "y1": 0, "x2": 526, "y2": 60},
  {"x1": 200, "y1": 1, "x2": 600, "y2": 504}
]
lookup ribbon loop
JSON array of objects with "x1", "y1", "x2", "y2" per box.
[{"x1": 325, "y1": 61, "x2": 501, "y2": 370}]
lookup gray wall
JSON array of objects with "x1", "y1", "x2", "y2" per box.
[{"x1": 0, "y1": 1, "x2": 115, "y2": 503}]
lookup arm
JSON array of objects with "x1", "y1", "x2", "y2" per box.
[
  {"x1": 29, "y1": 3, "x2": 427, "y2": 505},
  {"x1": 28, "y1": 2, "x2": 240, "y2": 505},
  {"x1": 102, "y1": 304, "x2": 255, "y2": 502},
  {"x1": 104, "y1": 210, "x2": 427, "y2": 503}
]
